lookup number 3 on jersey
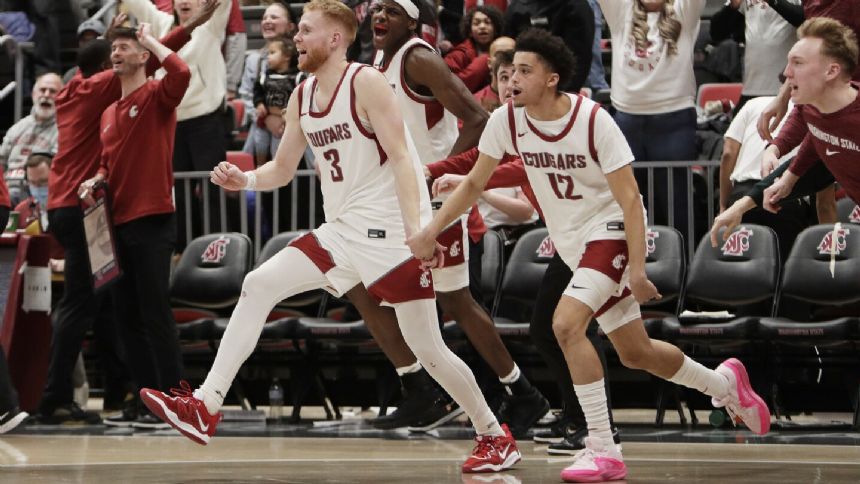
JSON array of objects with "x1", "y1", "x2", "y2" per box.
[
  {"x1": 324, "y1": 149, "x2": 343, "y2": 182},
  {"x1": 547, "y1": 173, "x2": 582, "y2": 200}
]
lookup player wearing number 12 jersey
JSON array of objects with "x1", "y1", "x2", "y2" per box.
[
  {"x1": 407, "y1": 29, "x2": 770, "y2": 483},
  {"x1": 139, "y1": 0, "x2": 519, "y2": 474}
]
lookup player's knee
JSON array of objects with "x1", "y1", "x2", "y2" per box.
[
  {"x1": 552, "y1": 316, "x2": 588, "y2": 347},
  {"x1": 617, "y1": 344, "x2": 651, "y2": 371},
  {"x1": 240, "y1": 268, "x2": 269, "y2": 299}
]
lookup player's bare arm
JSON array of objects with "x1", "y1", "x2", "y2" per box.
[
  {"x1": 354, "y1": 67, "x2": 422, "y2": 237},
  {"x1": 605, "y1": 165, "x2": 661, "y2": 303},
  {"x1": 407, "y1": 151, "x2": 500, "y2": 260},
  {"x1": 404, "y1": 48, "x2": 488, "y2": 155},
  {"x1": 211, "y1": 88, "x2": 305, "y2": 191}
]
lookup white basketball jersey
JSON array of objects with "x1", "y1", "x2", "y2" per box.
[
  {"x1": 373, "y1": 37, "x2": 459, "y2": 165},
  {"x1": 478, "y1": 94, "x2": 639, "y2": 264},
  {"x1": 298, "y1": 63, "x2": 431, "y2": 247}
]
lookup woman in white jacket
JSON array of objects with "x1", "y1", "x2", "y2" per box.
[
  {"x1": 599, "y1": 0, "x2": 705, "y2": 240},
  {"x1": 123, "y1": 0, "x2": 232, "y2": 248}
]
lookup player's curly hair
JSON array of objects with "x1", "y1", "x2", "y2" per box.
[
  {"x1": 514, "y1": 28, "x2": 576, "y2": 91},
  {"x1": 631, "y1": 0, "x2": 681, "y2": 57}
]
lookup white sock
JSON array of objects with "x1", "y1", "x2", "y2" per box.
[
  {"x1": 498, "y1": 365, "x2": 521, "y2": 384},
  {"x1": 573, "y1": 379, "x2": 614, "y2": 449},
  {"x1": 195, "y1": 372, "x2": 231, "y2": 415},
  {"x1": 395, "y1": 361, "x2": 422, "y2": 376},
  {"x1": 669, "y1": 356, "x2": 730, "y2": 399},
  {"x1": 394, "y1": 299, "x2": 504, "y2": 438}
]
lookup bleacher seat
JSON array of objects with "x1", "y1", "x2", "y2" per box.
[
  {"x1": 696, "y1": 82, "x2": 743, "y2": 109},
  {"x1": 227, "y1": 151, "x2": 255, "y2": 172}
]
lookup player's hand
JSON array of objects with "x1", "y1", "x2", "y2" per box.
[
  {"x1": 760, "y1": 148, "x2": 780, "y2": 178},
  {"x1": 405, "y1": 229, "x2": 445, "y2": 267},
  {"x1": 757, "y1": 96, "x2": 788, "y2": 142},
  {"x1": 432, "y1": 174, "x2": 466, "y2": 198},
  {"x1": 210, "y1": 161, "x2": 248, "y2": 191},
  {"x1": 184, "y1": 0, "x2": 220, "y2": 31},
  {"x1": 710, "y1": 205, "x2": 744, "y2": 247},
  {"x1": 630, "y1": 272, "x2": 661, "y2": 304},
  {"x1": 763, "y1": 177, "x2": 792, "y2": 213}
]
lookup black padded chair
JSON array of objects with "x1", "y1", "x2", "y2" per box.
[
  {"x1": 640, "y1": 226, "x2": 687, "y2": 339},
  {"x1": 756, "y1": 224, "x2": 860, "y2": 428},
  {"x1": 492, "y1": 228, "x2": 553, "y2": 338},
  {"x1": 836, "y1": 197, "x2": 860, "y2": 224},
  {"x1": 170, "y1": 233, "x2": 253, "y2": 342}
]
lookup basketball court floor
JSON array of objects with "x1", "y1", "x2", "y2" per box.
[{"x1": 2, "y1": 408, "x2": 859, "y2": 483}]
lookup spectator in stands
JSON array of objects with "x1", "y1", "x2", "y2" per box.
[
  {"x1": 444, "y1": 6, "x2": 504, "y2": 93},
  {"x1": 0, "y1": 72, "x2": 61, "y2": 206},
  {"x1": 78, "y1": 24, "x2": 190, "y2": 427},
  {"x1": 585, "y1": 0, "x2": 610, "y2": 91},
  {"x1": 123, "y1": 0, "x2": 232, "y2": 250},
  {"x1": 714, "y1": 17, "x2": 859, "y2": 243},
  {"x1": 251, "y1": 36, "x2": 298, "y2": 165},
  {"x1": 725, "y1": 0, "x2": 800, "y2": 112},
  {"x1": 239, "y1": 2, "x2": 296, "y2": 154},
  {"x1": 473, "y1": 39, "x2": 514, "y2": 113},
  {"x1": 720, "y1": 95, "x2": 835, "y2": 260},
  {"x1": 38, "y1": 10, "x2": 210, "y2": 427},
  {"x1": 599, "y1": 0, "x2": 706, "y2": 240},
  {"x1": 63, "y1": 19, "x2": 107, "y2": 84},
  {"x1": 504, "y1": 0, "x2": 595, "y2": 92},
  {"x1": 13, "y1": 152, "x2": 51, "y2": 230}
]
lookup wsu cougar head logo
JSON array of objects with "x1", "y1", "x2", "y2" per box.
[
  {"x1": 536, "y1": 236, "x2": 556, "y2": 258},
  {"x1": 817, "y1": 227, "x2": 850, "y2": 255},
  {"x1": 449, "y1": 240, "x2": 461, "y2": 258},
  {"x1": 419, "y1": 270, "x2": 431, "y2": 288},
  {"x1": 721, "y1": 227, "x2": 753, "y2": 257},
  {"x1": 850, "y1": 205, "x2": 860, "y2": 223},
  {"x1": 646, "y1": 229, "x2": 660, "y2": 256},
  {"x1": 201, "y1": 237, "x2": 231, "y2": 264}
]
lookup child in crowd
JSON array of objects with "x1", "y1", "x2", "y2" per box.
[{"x1": 252, "y1": 36, "x2": 299, "y2": 166}]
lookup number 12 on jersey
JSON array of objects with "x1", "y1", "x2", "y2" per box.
[{"x1": 547, "y1": 173, "x2": 582, "y2": 200}]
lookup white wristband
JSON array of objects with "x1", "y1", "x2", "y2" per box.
[{"x1": 243, "y1": 170, "x2": 257, "y2": 191}]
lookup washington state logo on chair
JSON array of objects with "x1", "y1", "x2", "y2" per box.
[
  {"x1": 646, "y1": 228, "x2": 660, "y2": 256},
  {"x1": 536, "y1": 236, "x2": 556, "y2": 258},
  {"x1": 201, "y1": 236, "x2": 231, "y2": 264},
  {"x1": 850, "y1": 205, "x2": 860, "y2": 223},
  {"x1": 721, "y1": 227, "x2": 753, "y2": 256},
  {"x1": 817, "y1": 226, "x2": 850, "y2": 255}
]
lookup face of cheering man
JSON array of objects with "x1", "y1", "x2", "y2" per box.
[
  {"x1": 294, "y1": 10, "x2": 338, "y2": 73},
  {"x1": 31, "y1": 73, "x2": 62, "y2": 121},
  {"x1": 783, "y1": 36, "x2": 844, "y2": 106},
  {"x1": 370, "y1": 0, "x2": 417, "y2": 54},
  {"x1": 509, "y1": 51, "x2": 560, "y2": 108},
  {"x1": 110, "y1": 34, "x2": 149, "y2": 77}
]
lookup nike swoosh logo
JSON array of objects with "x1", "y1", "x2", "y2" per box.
[
  {"x1": 0, "y1": 411, "x2": 8, "y2": 421},
  {"x1": 498, "y1": 443, "x2": 512, "y2": 460},
  {"x1": 517, "y1": 132, "x2": 527, "y2": 137},
  {"x1": 196, "y1": 410, "x2": 209, "y2": 431},
  {"x1": 826, "y1": 149, "x2": 840, "y2": 156}
]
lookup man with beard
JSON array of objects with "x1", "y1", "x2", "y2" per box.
[
  {"x1": 358, "y1": 0, "x2": 550, "y2": 438},
  {"x1": 0, "y1": 72, "x2": 62, "y2": 205},
  {"x1": 139, "y1": 1, "x2": 520, "y2": 473}
]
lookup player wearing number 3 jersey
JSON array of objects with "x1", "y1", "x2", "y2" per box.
[
  {"x1": 407, "y1": 29, "x2": 770, "y2": 483},
  {"x1": 138, "y1": 0, "x2": 520, "y2": 474}
]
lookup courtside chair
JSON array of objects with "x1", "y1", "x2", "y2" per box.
[
  {"x1": 836, "y1": 197, "x2": 860, "y2": 224},
  {"x1": 757, "y1": 224, "x2": 860, "y2": 428}
]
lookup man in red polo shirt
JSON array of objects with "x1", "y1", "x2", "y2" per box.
[{"x1": 79, "y1": 24, "x2": 191, "y2": 427}]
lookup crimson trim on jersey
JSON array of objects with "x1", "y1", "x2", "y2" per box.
[
  {"x1": 349, "y1": 65, "x2": 388, "y2": 165},
  {"x1": 288, "y1": 232, "x2": 336, "y2": 274},
  {"x1": 525, "y1": 94, "x2": 582, "y2": 142},
  {"x1": 396, "y1": 42, "x2": 446, "y2": 130},
  {"x1": 435, "y1": 219, "x2": 467, "y2": 268},
  {"x1": 308, "y1": 63, "x2": 352, "y2": 118},
  {"x1": 577, "y1": 239, "x2": 629, "y2": 284},
  {"x1": 506, "y1": 101, "x2": 520, "y2": 156},
  {"x1": 367, "y1": 257, "x2": 436, "y2": 304},
  {"x1": 593, "y1": 289, "x2": 632, "y2": 319},
  {"x1": 297, "y1": 78, "x2": 307, "y2": 117},
  {"x1": 588, "y1": 103, "x2": 601, "y2": 164}
]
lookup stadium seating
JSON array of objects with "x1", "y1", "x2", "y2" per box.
[{"x1": 696, "y1": 82, "x2": 743, "y2": 109}]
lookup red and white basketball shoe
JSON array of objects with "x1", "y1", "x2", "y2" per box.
[
  {"x1": 712, "y1": 358, "x2": 771, "y2": 435},
  {"x1": 560, "y1": 436, "x2": 627, "y2": 483},
  {"x1": 461, "y1": 424, "x2": 521, "y2": 473},
  {"x1": 140, "y1": 381, "x2": 222, "y2": 445}
]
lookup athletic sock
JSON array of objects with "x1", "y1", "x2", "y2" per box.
[
  {"x1": 669, "y1": 355, "x2": 730, "y2": 399},
  {"x1": 573, "y1": 379, "x2": 614, "y2": 448}
]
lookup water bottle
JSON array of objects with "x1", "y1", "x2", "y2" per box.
[{"x1": 268, "y1": 378, "x2": 284, "y2": 421}]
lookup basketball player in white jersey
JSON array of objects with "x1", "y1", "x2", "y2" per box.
[
  {"x1": 338, "y1": 0, "x2": 549, "y2": 436},
  {"x1": 408, "y1": 29, "x2": 771, "y2": 483},
  {"x1": 138, "y1": 1, "x2": 519, "y2": 473}
]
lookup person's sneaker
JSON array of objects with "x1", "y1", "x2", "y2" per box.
[
  {"x1": 132, "y1": 413, "x2": 171, "y2": 430},
  {"x1": 548, "y1": 427, "x2": 621, "y2": 456},
  {"x1": 0, "y1": 407, "x2": 28, "y2": 434},
  {"x1": 371, "y1": 369, "x2": 444, "y2": 430},
  {"x1": 462, "y1": 424, "x2": 521, "y2": 473},
  {"x1": 139, "y1": 381, "x2": 222, "y2": 445},
  {"x1": 496, "y1": 387, "x2": 550, "y2": 439},
  {"x1": 560, "y1": 436, "x2": 627, "y2": 483},
  {"x1": 712, "y1": 358, "x2": 770, "y2": 435},
  {"x1": 533, "y1": 413, "x2": 577, "y2": 444},
  {"x1": 407, "y1": 396, "x2": 465, "y2": 433},
  {"x1": 103, "y1": 408, "x2": 138, "y2": 427},
  {"x1": 36, "y1": 402, "x2": 101, "y2": 425}
]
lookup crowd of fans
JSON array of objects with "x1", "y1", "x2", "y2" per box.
[{"x1": 0, "y1": 0, "x2": 858, "y2": 442}]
